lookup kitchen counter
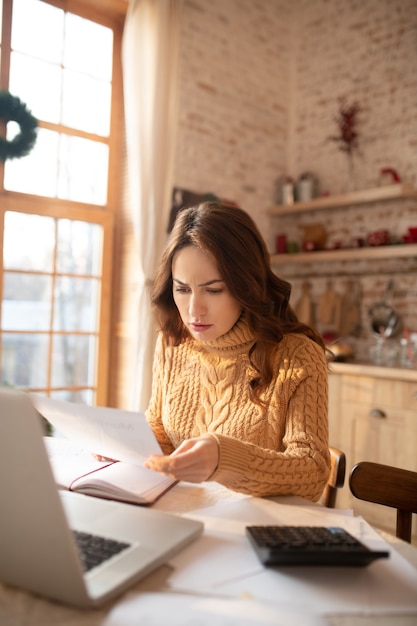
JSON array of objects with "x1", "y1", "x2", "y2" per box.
[{"x1": 329, "y1": 361, "x2": 417, "y2": 382}]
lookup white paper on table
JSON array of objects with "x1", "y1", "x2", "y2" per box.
[
  {"x1": 219, "y1": 539, "x2": 417, "y2": 617},
  {"x1": 166, "y1": 497, "x2": 417, "y2": 617},
  {"x1": 167, "y1": 498, "x2": 363, "y2": 592},
  {"x1": 173, "y1": 494, "x2": 358, "y2": 544},
  {"x1": 31, "y1": 395, "x2": 161, "y2": 465},
  {"x1": 103, "y1": 592, "x2": 328, "y2": 626}
]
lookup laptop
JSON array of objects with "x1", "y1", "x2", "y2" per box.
[{"x1": 0, "y1": 389, "x2": 203, "y2": 608}]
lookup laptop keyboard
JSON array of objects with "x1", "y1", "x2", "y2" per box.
[
  {"x1": 246, "y1": 525, "x2": 389, "y2": 567},
  {"x1": 73, "y1": 530, "x2": 131, "y2": 572}
]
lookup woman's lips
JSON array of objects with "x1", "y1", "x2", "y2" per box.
[{"x1": 190, "y1": 323, "x2": 212, "y2": 333}]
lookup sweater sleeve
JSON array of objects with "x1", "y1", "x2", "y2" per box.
[{"x1": 209, "y1": 340, "x2": 330, "y2": 502}]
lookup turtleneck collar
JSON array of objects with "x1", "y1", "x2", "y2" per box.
[{"x1": 190, "y1": 314, "x2": 255, "y2": 355}]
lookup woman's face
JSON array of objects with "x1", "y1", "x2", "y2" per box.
[{"x1": 172, "y1": 245, "x2": 242, "y2": 342}]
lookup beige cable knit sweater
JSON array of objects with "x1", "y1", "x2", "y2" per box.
[{"x1": 146, "y1": 315, "x2": 330, "y2": 502}]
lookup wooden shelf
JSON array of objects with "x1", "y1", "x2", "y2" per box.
[
  {"x1": 271, "y1": 243, "x2": 417, "y2": 265},
  {"x1": 268, "y1": 184, "x2": 417, "y2": 216}
]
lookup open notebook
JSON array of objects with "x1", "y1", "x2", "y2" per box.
[
  {"x1": 31, "y1": 394, "x2": 178, "y2": 506},
  {"x1": 44, "y1": 436, "x2": 177, "y2": 506},
  {"x1": 0, "y1": 389, "x2": 203, "y2": 608}
]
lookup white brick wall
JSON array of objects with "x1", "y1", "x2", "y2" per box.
[
  {"x1": 175, "y1": 0, "x2": 293, "y2": 236},
  {"x1": 174, "y1": 0, "x2": 417, "y2": 362},
  {"x1": 291, "y1": 0, "x2": 417, "y2": 196}
]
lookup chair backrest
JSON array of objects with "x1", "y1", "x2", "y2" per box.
[
  {"x1": 321, "y1": 446, "x2": 346, "y2": 508},
  {"x1": 349, "y1": 461, "x2": 417, "y2": 543}
]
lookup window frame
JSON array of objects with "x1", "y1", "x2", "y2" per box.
[{"x1": 0, "y1": 0, "x2": 126, "y2": 405}]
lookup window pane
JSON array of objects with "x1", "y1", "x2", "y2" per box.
[
  {"x1": 1, "y1": 333, "x2": 49, "y2": 388},
  {"x1": 62, "y1": 69, "x2": 111, "y2": 136},
  {"x1": 5, "y1": 130, "x2": 108, "y2": 204},
  {"x1": 56, "y1": 220, "x2": 102, "y2": 275},
  {"x1": 54, "y1": 277, "x2": 99, "y2": 332},
  {"x1": 4, "y1": 128, "x2": 59, "y2": 197},
  {"x1": 3, "y1": 213, "x2": 55, "y2": 272},
  {"x1": 51, "y1": 334, "x2": 96, "y2": 387},
  {"x1": 9, "y1": 52, "x2": 62, "y2": 124},
  {"x1": 50, "y1": 389, "x2": 94, "y2": 404},
  {"x1": 64, "y1": 13, "x2": 113, "y2": 81},
  {"x1": 6, "y1": 2, "x2": 112, "y2": 208},
  {"x1": 12, "y1": 0, "x2": 64, "y2": 62},
  {"x1": 2, "y1": 273, "x2": 52, "y2": 331},
  {"x1": 58, "y1": 135, "x2": 108, "y2": 205}
]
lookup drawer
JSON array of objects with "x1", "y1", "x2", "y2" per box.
[
  {"x1": 351, "y1": 410, "x2": 417, "y2": 472},
  {"x1": 339, "y1": 375, "x2": 417, "y2": 412},
  {"x1": 372, "y1": 379, "x2": 417, "y2": 411}
]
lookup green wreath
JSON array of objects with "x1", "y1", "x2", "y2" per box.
[{"x1": 0, "y1": 90, "x2": 38, "y2": 162}]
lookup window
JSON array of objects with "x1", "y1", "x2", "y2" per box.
[{"x1": 0, "y1": 0, "x2": 125, "y2": 404}]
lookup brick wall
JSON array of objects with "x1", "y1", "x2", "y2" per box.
[
  {"x1": 175, "y1": 0, "x2": 293, "y2": 236},
  {"x1": 174, "y1": 0, "x2": 417, "y2": 363},
  {"x1": 291, "y1": 0, "x2": 417, "y2": 195}
]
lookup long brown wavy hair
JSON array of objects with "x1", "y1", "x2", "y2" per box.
[{"x1": 151, "y1": 202, "x2": 325, "y2": 402}]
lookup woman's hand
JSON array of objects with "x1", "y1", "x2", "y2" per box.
[{"x1": 144, "y1": 435, "x2": 219, "y2": 483}]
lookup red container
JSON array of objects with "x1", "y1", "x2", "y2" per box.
[
  {"x1": 276, "y1": 234, "x2": 287, "y2": 254},
  {"x1": 408, "y1": 227, "x2": 417, "y2": 242}
]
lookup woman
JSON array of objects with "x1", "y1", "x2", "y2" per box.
[{"x1": 144, "y1": 202, "x2": 330, "y2": 501}]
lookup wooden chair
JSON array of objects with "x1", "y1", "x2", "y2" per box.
[
  {"x1": 349, "y1": 461, "x2": 417, "y2": 543},
  {"x1": 321, "y1": 446, "x2": 346, "y2": 508}
]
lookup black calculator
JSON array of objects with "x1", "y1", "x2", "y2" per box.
[{"x1": 246, "y1": 525, "x2": 389, "y2": 567}]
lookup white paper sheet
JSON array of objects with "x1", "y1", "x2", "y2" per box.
[
  {"x1": 103, "y1": 592, "x2": 328, "y2": 626},
  {"x1": 31, "y1": 395, "x2": 161, "y2": 465},
  {"x1": 166, "y1": 505, "x2": 363, "y2": 593},
  {"x1": 164, "y1": 498, "x2": 417, "y2": 617},
  {"x1": 219, "y1": 544, "x2": 417, "y2": 617},
  {"x1": 44, "y1": 436, "x2": 114, "y2": 487}
]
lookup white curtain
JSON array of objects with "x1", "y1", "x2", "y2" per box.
[{"x1": 122, "y1": 0, "x2": 182, "y2": 411}]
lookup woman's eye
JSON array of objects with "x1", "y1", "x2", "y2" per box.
[{"x1": 174, "y1": 286, "x2": 223, "y2": 295}]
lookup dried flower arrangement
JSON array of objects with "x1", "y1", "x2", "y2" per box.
[
  {"x1": 328, "y1": 98, "x2": 362, "y2": 191},
  {"x1": 328, "y1": 98, "x2": 361, "y2": 156}
]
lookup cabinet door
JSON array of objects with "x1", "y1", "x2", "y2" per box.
[
  {"x1": 328, "y1": 373, "x2": 370, "y2": 451},
  {"x1": 328, "y1": 373, "x2": 373, "y2": 509},
  {"x1": 351, "y1": 378, "x2": 417, "y2": 469},
  {"x1": 329, "y1": 373, "x2": 417, "y2": 534},
  {"x1": 352, "y1": 409, "x2": 417, "y2": 471},
  {"x1": 350, "y1": 380, "x2": 417, "y2": 536}
]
